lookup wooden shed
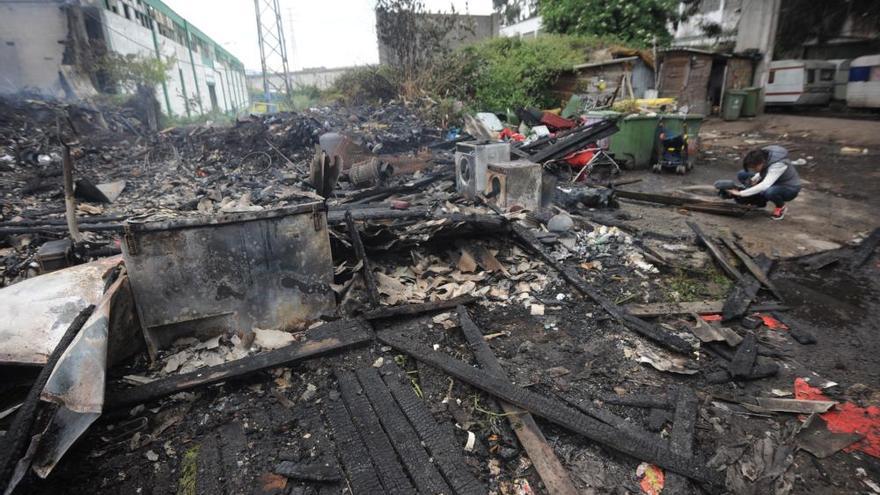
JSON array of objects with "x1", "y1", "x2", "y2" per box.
[
  {"x1": 552, "y1": 55, "x2": 655, "y2": 105},
  {"x1": 658, "y1": 48, "x2": 755, "y2": 115}
]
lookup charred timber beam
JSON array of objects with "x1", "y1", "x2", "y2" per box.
[
  {"x1": 615, "y1": 190, "x2": 750, "y2": 217},
  {"x1": 105, "y1": 319, "x2": 371, "y2": 409},
  {"x1": 687, "y1": 222, "x2": 742, "y2": 282},
  {"x1": 457, "y1": 306, "x2": 579, "y2": 495},
  {"x1": 361, "y1": 295, "x2": 475, "y2": 320},
  {"x1": 324, "y1": 398, "x2": 385, "y2": 494},
  {"x1": 722, "y1": 256, "x2": 773, "y2": 321},
  {"x1": 381, "y1": 363, "x2": 485, "y2": 495},
  {"x1": 721, "y1": 237, "x2": 783, "y2": 300},
  {"x1": 378, "y1": 330, "x2": 721, "y2": 487},
  {"x1": 850, "y1": 227, "x2": 880, "y2": 271},
  {"x1": 666, "y1": 387, "x2": 699, "y2": 494},
  {"x1": 345, "y1": 210, "x2": 380, "y2": 308},
  {"x1": 355, "y1": 368, "x2": 452, "y2": 495},
  {"x1": 511, "y1": 223, "x2": 693, "y2": 354},
  {"x1": 337, "y1": 372, "x2": 416, "y2": 495}
]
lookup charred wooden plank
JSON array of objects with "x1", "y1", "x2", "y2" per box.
[
  {"x1": 728, "y1": 334, "x2": 758, "y2": 378},
  {"x1": 337, "y1": 372, "x2": 415, "y2": 495},
  {"x1": 355, "y1": 368, "x2": 451, "y2": 495},
  {"x1": 850, "y1": 227, "x2": 880, "y2": 270},
  {"x1": 624, "y1": 300, "x2": 787, "y2": 317},
  {"x1": 195, "y1": 432, "x2": 224, "y2": 495},
  {"x1": 615, "y1": 190, "x2": 750, "y2": 217},
  {"x1": 721, "y1": 256, "x2": 773, "y2": 321},
  {"x1": 594, "y1": 392, "x2": 673, "y2": 410},
  {"x1": 217, "y1": 422, "x2": 250, "y2": 494},
  {"x1": 721, "y1": 237, "x2": 783, "y2": 300},
  {"x1": 705, "y1": 363, "x2": 779, "y2": 384},
  {"x1": 106, "y1": 319, "x2": 372, "y2": 409},
  {"x1": 666, "y1": 387, "x2": 699, "y2": 495},
  {"x1": 0, "y1": 305, "x2": 95, "y2": 494},
  {"x1": 457, "y1": 306, "x2": 579, "y2": 495},
  {"x1": 686, "y1": 222, "x2": 742, "y2": 282},
  {"x1": 511, "y1": 223, "x2": 693, "y2": 355},
  {"x1": 381, "y1": 364, "x2": 484, "y2": 495},
  {"x1": 274, "y1": 462, "x2": 341, "y2": 482},
  {"x1": 361, "y1": 295, "x2": 475, "y2": 320},
  {"x1": 378, "y1": 330, "x2": 721, "y2": 487},
  {"x1": 324, "y1": 397, "x2": 384, "y2": 494},
  {"x1": 345, "y1": 210, "x2": 380, "y2": 308}
]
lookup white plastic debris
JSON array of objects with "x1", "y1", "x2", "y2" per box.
[{"x1": 464, "y1": 431, "x2": 476, "y2": 452}]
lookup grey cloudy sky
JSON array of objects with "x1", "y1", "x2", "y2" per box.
[{"x1": 163, "y1": 0, "x2": 493, "y2": 72}]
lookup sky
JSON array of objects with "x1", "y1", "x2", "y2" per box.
[{"x1": 163, "y1": 0, "x2": 494, "y2": 73}]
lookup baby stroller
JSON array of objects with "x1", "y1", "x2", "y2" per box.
[{"x1": 652, "y1": 121, "x2": 692, "y2": 175}]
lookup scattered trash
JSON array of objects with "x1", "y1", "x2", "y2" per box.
[{"x1": 636, "y1": 463, "x2": 665, "y2": 495}]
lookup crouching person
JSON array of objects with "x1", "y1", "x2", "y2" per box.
[{"x1": 715, "y1": 145, "x2": 801, "y2": 220}]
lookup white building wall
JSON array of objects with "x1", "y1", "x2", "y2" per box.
[
  {"x1": 0, "y1": 2, "x2": 69, "y2": 96},
  {"x1": 499, "y1": 16, "x2": 542, "y2": 39},
  {"x1": 98, "y1": 6, "x2": 248, "y2": 117}
]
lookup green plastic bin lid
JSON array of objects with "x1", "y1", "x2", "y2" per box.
[{"x1": 727, "y1": 90, "x2": 747, "y2": 96}]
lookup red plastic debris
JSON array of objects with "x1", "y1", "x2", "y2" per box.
[
  {"x1": 540, "y1": 112, "x2": 576, "y2": 130},
  {"x1": 564, "y1": 148, "x2": 596, "y2": 168},
  {"x1": 637, "y1": 463, "x2": 665, "y2": 495},
  {"x1": 794, "y1": 378, "x2": 880, "y2": 458},
  {"x1": 756, "y1": 313, "x2": 788, "y2": 330},
  {"x1": 700, "y1": 314, "x2": 723, "y2": 322},
  {"x1": 499, "y1": 128, "x2": 525, "y2": 142}
]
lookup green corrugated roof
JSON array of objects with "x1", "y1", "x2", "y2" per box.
[{"x1": 142, "y1": 0, "x2": 245, "y2": 71}]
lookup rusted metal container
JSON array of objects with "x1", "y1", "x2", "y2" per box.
[{"x1": 121, "y1": 203, "x2": 335, "y2": 358}]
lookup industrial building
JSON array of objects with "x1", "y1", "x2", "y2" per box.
[{"x1": 0, "y1": 0, "x2": 249, "y2": 118}]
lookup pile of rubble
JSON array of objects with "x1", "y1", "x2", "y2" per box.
[{"x1": 1, "y1": 93, "x2": 880, "y2": 495}]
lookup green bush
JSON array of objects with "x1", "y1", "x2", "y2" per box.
[{"x1": 432, "y1": 34, "x2": 612, "y2": 112}]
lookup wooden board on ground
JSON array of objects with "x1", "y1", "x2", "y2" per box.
[
  {"x1": 378, "y1": 329, "x2": 721, "y2": 487},
  {"x1": 457, "y1": 306, "x2": 579, "y2": 495},
  {"x1": 106, "y1": 319, "x2": 372, "y2": 409}
]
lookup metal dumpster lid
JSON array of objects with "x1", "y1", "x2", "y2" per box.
[{"x1": 124, "y1": 202, "x2": 325, "y2": 232}]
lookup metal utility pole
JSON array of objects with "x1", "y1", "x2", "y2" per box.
[{"x1": 253, "y1": 0, "x2": 292, "y2": 109}]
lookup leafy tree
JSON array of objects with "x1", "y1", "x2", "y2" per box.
[
  {"x1": 492, "y1": 0, "x2": 538, "y2": 25},
  {"x1": 539, "y1": 0, "x2": 684, "y2": 46},
  {"x1": 95, "y1": 52, "x2": 172, "y2": 93},
  {"x1": 375, "y1": 0, "x2": 472, "y2": 83}
]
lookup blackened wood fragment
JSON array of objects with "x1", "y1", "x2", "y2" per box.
[
  {"x1": 510, "y1": 223, "x2": 693, "y2": 355},
  {"x1": 337, "y1": 373, "x2": 415, "y2": 495},
  {"x1": 381, "y1": 363, "x2": 485, "y2": 495},
  {"x1": 378, "y1": 330, "x2": 721, "y2": 487},
  {"x1": 728, "y1": 334, "x2": 758, "y2": 378},
  {"x1": 457, "y1": 307, "x2": 579, "y2": 495},
  {"x1": 722, "y1": 256, "x2": 773, "y2": 321},
  {"x1": 324, "y1": 398, "x2": 384, "y2": 494},
  {"x1": 106, "y1": 319, "x2": 371, "y2": 409},
  {"x1": 361, "y1": 295, "x2": 475, "y2": 320},
  {"x1": 345, "y1": 210, "x2": 380, "y2": 308},
  {"x1": 274, "y1": 462, "x2": 341, "y2": 482},
  {"x1": 355, "y1": 368, "x2": 451, "y2": 495},
  {"x1": 687, "y1": 221, "x2": 742, "y2": 281},
  {"x1": 850, "y1": 227, "x2": 880, "y2": 270}
]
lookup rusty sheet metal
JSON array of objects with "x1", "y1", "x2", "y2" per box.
[
  {"x1": 0, "y1": 256, "x2": 122, "y2": 365},
  {"x1": 121, "y1": 203, "x2": 336, "y2": 357}
]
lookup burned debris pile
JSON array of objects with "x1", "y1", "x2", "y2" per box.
[{"x1": 2, "y1": 94, "x2": 880, "y2": 495}]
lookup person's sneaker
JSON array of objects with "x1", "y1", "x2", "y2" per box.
[{"x1": 771, "y1": 206, "x2": 787, "y2": 220}]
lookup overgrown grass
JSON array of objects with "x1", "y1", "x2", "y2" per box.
[
  {"x1": 177, "y1": 445, "x2": 200, "y2": 495},
  {"x1": 327, "y1": 33, "x2": 624, "y2": 116},
  {"x1": 663, "y1": 268, "x2": 734, "y2": 302}
]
